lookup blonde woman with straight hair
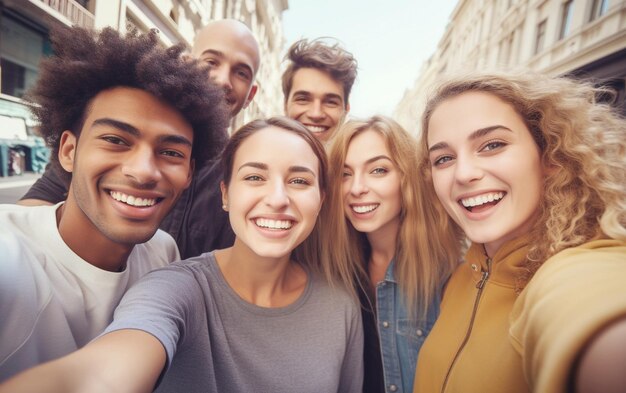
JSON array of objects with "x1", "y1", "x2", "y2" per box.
[
  {"x1": 414, "y1": 71, "x2": 626, "y2": 393},
  {"x1": 322, "y1": 115, "x2": 461, "y2": 392}
]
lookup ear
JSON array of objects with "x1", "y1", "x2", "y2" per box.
[
  {"x1": 242, "y1": 84, "x2": 258, "y2": 109},
  {"x1": 220, "y1": 181, "x2": 229, "y2": 211},
  {"x1": 58, "y1": 131, "x2": 77, "y2": 173}
]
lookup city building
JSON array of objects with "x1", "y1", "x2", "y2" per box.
[
  {"x1": 395, "y1": 0, "x2": 626, "y2": 136},
  {"x1": 0, "y1": 0, "x2": 289, "y2": 136}
]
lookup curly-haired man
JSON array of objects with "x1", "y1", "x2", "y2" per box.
[
  {"x1": 0, "y1": 26, "x2": 227, "y2": 381},
  {"x1": 18, "y1": 19, "x2": 261, "y2": 261}
]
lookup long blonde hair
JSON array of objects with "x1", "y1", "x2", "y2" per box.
[
  {"x1": 322, "y1": 115, "x2": 462, "y2": 318},
  {"x1": 420, "y1": 71, "x2": 626, "y2": 286}
]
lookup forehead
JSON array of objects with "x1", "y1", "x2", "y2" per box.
[
  {"x1": 290, "y1": 68, "x2": 344, "y2": 100},
  {"x1": 428, "y1": 91, "x2": 522, "y2": 143},
  {"x1": 345, "y1": 130, "x2": 389, "y2": 162},
  {"x1": 234, "y1": 127, "x2": 319, "y2": 170},
  {"x1": 192, "y1": 27, "x2": 260, "y2": 72},
  {"x1": 82, "y1": 87, "x2": 193, "y2": 140}
]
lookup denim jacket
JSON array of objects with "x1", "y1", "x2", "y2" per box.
[{"x1": 374, "y1": 259, "x2": 440, "y2": 393}]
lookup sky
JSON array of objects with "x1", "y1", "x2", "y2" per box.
[{"x1": 282, "y1": 0, "x2": 459, "y2": 118}]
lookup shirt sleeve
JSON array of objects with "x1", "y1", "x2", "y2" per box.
[
  {"x1": 338, "y1": 296, "x2": 365, "y2": 393},
  {"x1": 20, "y1": 165, "x2": 68, "y2": 203},
  {"x1": 509, "y1": 241, "x2": 626, "y2": 393},
  {"x1": 103, "y1": 264, "x2": 204, "y2": 369}
]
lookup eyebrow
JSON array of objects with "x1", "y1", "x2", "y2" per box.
[
  {"x1": 237, "y1": 162, "x2": 316, "y2": 176},
  {"x1": 344, "y1": 155, "x2": 393, "y2": 168},
  {"x1": 428, "y1": 125, "x2": 512, "y2": 153},
  {"x1": 92, "y1": 118, "x2": 192, "y2": 147},
  {"x1": 200, "y1": 49, "x2": 224, "y2": 58},
  {"x1": 292, "y1": 91, "x2": 344, "y2": 102}
]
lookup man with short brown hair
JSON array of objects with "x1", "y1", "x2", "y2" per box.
[{"x1": 283, "y1": 38, "x2": 358, "y2": 143}]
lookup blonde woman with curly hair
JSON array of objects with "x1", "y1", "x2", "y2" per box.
[
  {"x1": 413, "y1": 71, "x2": 626, "y2": 393},
  {"x1": 323, "y1": 116, "x2": 461, "y2": 392}
]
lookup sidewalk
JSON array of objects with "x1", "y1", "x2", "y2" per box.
[{"x1": 0, "y1": 172, "x2": 41, "y2": 190}]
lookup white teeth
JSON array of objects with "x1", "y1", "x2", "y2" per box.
[
  {"x1": 255, "y1": 218, "x2": 293, "y2": 230},
  {"x1": 461, "y1": 192, "x2": 504, "y2": 207},
  {"x1": 352, "y1": 204, "x2": 378, "y2": 213},
  {"x1": 306, "y1": 126, "x2": 327, "y2": 133},
  {"x1": 110, "y1": 191, "x2": 156, "y2": 207}
]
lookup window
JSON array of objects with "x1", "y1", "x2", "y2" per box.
[
  {"x1": 559, "y1": 0, "x2": 574, "y2": 40},
  {"x1": 535, "y1": 19, "x2": 547, "y2": 54},
  {"x1": 0, "y1": 14, "x2": 48, "y2": 98},
  {"x1": 589, "y1": 0, "x2": 609, "y2": 22}
]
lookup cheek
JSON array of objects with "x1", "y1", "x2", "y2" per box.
[
  {"x1": 302, "y1": 191, "x2": 323, "y2": 220},
  {"x1": 329, "y1": 109, "x2": 344, "y2": 125},
  {"x1": 431, "y1": 171, "x2": 452, "y2": 207}
]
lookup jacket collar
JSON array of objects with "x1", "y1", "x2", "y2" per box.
[{"x1": 465, "y1": 236, "x2": 530, "y2": 287}]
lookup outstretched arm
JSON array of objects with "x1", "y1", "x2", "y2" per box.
[
  {"x1": 575, "y1": 316, "x2": 626, "y2": 393},
  {"x1": 0, "y1": 330, "x2": 165, "y2": 393}
]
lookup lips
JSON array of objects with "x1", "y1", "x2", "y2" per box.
[
  {"x1": 109, "y1": 190, "x2": 161, "y2": 207},
  {"x1": 304, "y1": 125, "x2": 329, "y2": 134},
  {"x1": 254, "y1": 217, "x2": 293, "y2": 230},
  {"x1": 351, "y1": 203, "x2": 379, "y2": 214},
  {"x1": 459, "y1": 192, "x2": 505, "y2": 212}
]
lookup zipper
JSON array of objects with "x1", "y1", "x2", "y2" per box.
[{"x1": 440, "y1": 256, "x2": 492, "y2": 393}]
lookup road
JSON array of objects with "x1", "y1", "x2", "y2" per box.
[{"x1": 0, "y1": 173, "x2": 40, "y2": 204}]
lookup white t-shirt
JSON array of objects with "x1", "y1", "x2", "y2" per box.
[{"x1": 0, "y1": 203, "x2": 179, "y2": 381}]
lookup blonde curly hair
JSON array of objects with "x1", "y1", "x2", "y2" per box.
[{"x1": 419, "y1": 71, "x2": 626, "y2": 286}]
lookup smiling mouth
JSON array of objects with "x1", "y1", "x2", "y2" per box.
[
  {"x1": 351, "y1": 204, "x2": 379, "y2": 214},
  {"x1": 109, "y1": 191, "x2": 160, "y2": 207},
  {"x1": 305, "y1": 125, "x2": 328, "y2": 133},
  {"x1": 459, "y1": 192, "x2": 505, "y2": 212},
  {"x1": 255, "y1": 218, "x2": 294, "y2": 230}
]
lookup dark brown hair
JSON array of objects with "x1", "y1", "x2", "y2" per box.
[{"x1": 27, "y1": 26, "x2": 229, "y2": 185}]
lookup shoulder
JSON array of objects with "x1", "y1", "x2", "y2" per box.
[
  {"x1": 509, "y1": 239, "x2": 626, "y2": 391},
  {"x1": 131, "y1": 229, "x2": 181, "y2": 265},
  {"x1": 519, "y1": 239, "x2": 626, "y2": 295},
  {"x1": 308, "y1": 273, "x2": 360, "y2": 315}
]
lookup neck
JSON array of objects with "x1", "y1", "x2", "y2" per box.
[
  {"x1": 214, "y1": 238, "x2": 306, "y2": 308},
  {"x1": 57, "y1": 201, "x2": 132, "y2": 272},
  {"x1": 366, "y1": 217, "x2": 400, "y2": 267}
]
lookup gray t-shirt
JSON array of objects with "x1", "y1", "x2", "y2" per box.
[{"x1": 104, "y1": 251, "x2": 364, "y2": 393}]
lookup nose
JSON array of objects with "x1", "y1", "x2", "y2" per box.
[
  {"x1": 209, "y1": 65, "x2": 232, "y2": 93},
  {"x1": 454, "y1": 154, "x2": 484, "y2": 184},
  {"x1": 348, "y1": 173, "x2": 368, "y2": 197},
  {"x1": 264, "y1": 180, "x2": 290, "y2": 209},
  {"x1": 306, "y1": 101, "x2": 325, "y2": 121},
  {"x1": 121, "y1": 146, "x2": 161, "y2": 187}
]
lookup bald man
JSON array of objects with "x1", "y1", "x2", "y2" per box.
[{"x1": 19, "y1": 19, "x2": 260, "y2": 258}]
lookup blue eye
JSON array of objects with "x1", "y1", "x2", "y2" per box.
[
  {"x1": 482, "y1": 141, "x2": 506, "y2": 151},
  {"x1": 371, "y1": 167, "x2": 388, "y2": 175},
  {"x1": 432, "y1": 155, "x2": 453, "y2": 167}
]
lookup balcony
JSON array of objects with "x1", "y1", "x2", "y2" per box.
[{"x1": 37, "y1": 0, "x2": 95, "y2": 29}]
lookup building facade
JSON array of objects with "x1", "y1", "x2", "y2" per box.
[
  {"x1": 395, "y1": 0, "x2": 626, "y2": 135},
  {"x1": 0, "y1": 0, "x2": 289, "y2": 132}
]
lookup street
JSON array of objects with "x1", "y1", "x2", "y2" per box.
[{"x1": 0, "y1": 173, "x2": 40, "y2": 204}]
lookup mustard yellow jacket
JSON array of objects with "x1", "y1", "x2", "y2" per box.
[{"x1": 414, "y1": 238, "x2": 626, "y2": 393}]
